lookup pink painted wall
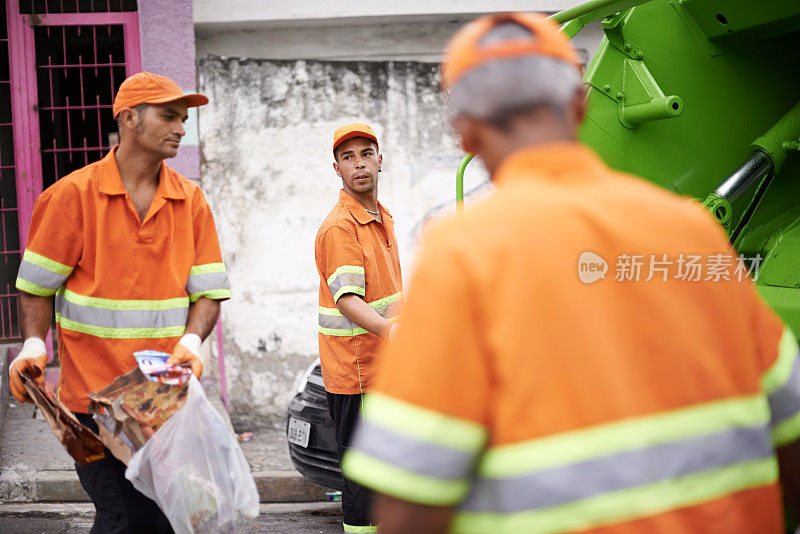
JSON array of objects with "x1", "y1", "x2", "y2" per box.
[{"x1": 137, "y1": 0, "x2": 201, "y2": 180}]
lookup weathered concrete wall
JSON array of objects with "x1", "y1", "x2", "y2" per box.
[
  {"x1": 198, "y1": 57, "x2": 490, "y2": 427},
  {"x1": 196, "y1": 20, "x2": 603, "y2": 64}
]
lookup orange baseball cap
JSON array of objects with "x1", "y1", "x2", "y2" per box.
[
  {"x1": 333, "y1": 123, "x2": 379, "y2": 156},
  {"x1": 441, "y1": 12, "x2": 580, "y2": 90},
  {"x1": 112, "y1": 72, "x2": 209, "y2": 118}
]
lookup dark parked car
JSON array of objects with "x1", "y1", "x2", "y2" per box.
[{"x1": 286, "y1": 359, "x2": 342, "y2": 490}]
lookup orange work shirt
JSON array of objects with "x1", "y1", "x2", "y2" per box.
[
  {"x1": 16, "y1": 147, "x2": 230, "y2": 412},
  {"x1": 344, "y1": 143, "x2": 798, "y2": 533},
  {"x1": 315, "y1": 189, "x2": 403, "y2": 394}
]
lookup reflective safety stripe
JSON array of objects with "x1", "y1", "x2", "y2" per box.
[
  {"x1": 57, "y1": 294, "x2": 188, "y2": 330},
  {"x1": 54, "y1": 289, "x2": 189, "y2": 339},
  {"x1": 189, "y1": 288, "x2": 232, "y2": 302},
  {"x1": 17, "y1": 262, "x2": 69, "y2": 293},
  {"x1": 367, "y1": 291, "x2": 402, "y2": 311},
  {"x1": 769, "y1": 356, "x2": 800, "y2": 426},
  {"x1": 762, "y1": 327, "x2": 800, "y2": 446},
  {"x1": 186, "y1": 263, "x2": 230, "y2": 302},
  {"x1": 189, "y1": 263, "x2": 226, "y2": 276},
  {"x1": 343, "y1": 449, "x2": 472, "y2": 507},
  {"x1": 344, "y1": 393, "x2": 486, "y2": 505},
  {"x1": 461, "y1": 424, "x2": 772, "y2": 514},
  {"x1": 451, "y1": 457, "x2": 777, "y2": 534},
  {"x1": 319, "y1": 324, "x2": 369, "y2": 337},
  {"x1": 21, "y1": 249, "x2": 72, "y2": 275},
  {"x1": 61, "y1": 289, "x2": 188, "y2": 310},
  {"x1": 345, "y1": 393, "x2": 776, "y2": 520},
  {"x1": 362, "y1": 393, "x2": 487, "y2": 452},
  {"x1": 318, "y1": 314, "x2": 368, "y2": 336},
  {"x1": 476, "y1": 394, "x2": 770, "y2": 478},
  {"x1": 16, "y1": 277, "x2": 58, "y2": 297},
  {"x1": 343, "y1": 523, "x2": 378, "y2": 533},
  {"x1": 56, "y1": 315, "x2": 186, "y2": 339},
  {"x1": 763, "y1": 327, "x2": 799, "y2": 394},
  {"x1": 327, "y1": 265, "x2": 364, "y2": 285},
  {"x1": 318, "y1": 292, "x2": 402, "y2": 336},
  {"x1": 327, "y1": 266, "x2": 366, "y2": 302},
  {"x1": 353, "y1": 419, "x2": 476, "y2": 480},
  {"x1": 16, "y1": 250, "x2": 73, "y2": 295}
]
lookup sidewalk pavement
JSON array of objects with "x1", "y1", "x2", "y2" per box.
[{"x1": 0, "y1": 344, "x2": 330, "y2": 504}]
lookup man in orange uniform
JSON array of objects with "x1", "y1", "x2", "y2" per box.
[
  {"x1": 9, "y1": 72, "x2": 230, "y2": 532},
  {"x1": 315, "y1": 123, "x2": 402, "y2": 533},
  {"x1": 343, "y1": 13, "x2": 800, "y2": 534}
]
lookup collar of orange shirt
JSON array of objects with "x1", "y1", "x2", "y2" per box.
[
  {"x1": 493, "y1": 141, "x2": 608, "y2": 185},
  {"x1": 98, "y1": 146, "x2": 186, "y2": 200},
  {"x1": 338, "y1": 189, "x2": 393, "y2": 225}
]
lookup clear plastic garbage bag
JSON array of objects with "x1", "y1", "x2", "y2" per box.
[{"x1": 125, "y1": 376, "x2": 259, "y2": 533}]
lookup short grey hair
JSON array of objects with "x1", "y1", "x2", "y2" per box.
[
  {"x1": 449, "y1": 22, "x2": 583, "y2": 129},
  {"x1": 116, "y1": 102, "x2": 150, "y2": 130}
]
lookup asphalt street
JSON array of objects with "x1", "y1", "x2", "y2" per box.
[{"x1": 0, "y1": 502, "x2": 343, "y2": 533}]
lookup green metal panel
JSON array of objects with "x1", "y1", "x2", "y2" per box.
[{"x1": 576, "y1": 0, "x2": 800, "y2": 330}]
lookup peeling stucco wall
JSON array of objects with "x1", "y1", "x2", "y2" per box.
[{"x1": 198, "y1": 56, "x2": 490, "y2": 427}]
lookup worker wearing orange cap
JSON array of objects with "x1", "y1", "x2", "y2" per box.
[
  {"x1": 342, "y1": 12, "x2": 800, "y2": 534},
  {"x1": 314, "y1": 123, "x2": 402, "y2": 533},
  {"x1": 10, "y1": 72, "x2": 230, "y2": 532}
]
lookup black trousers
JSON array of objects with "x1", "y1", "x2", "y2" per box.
[
  {"x1": 74, "y1": 413, "x2": 173, "y2": 534},
  {"x1": 326, "y1": 392, "x2": 376, "y2": 531}
]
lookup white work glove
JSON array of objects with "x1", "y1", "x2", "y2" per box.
[
  {"x1": 167, "y1": 333, "x2": 203, "y2": 379},
  {"x1": 9, "y1": 338, "x2": 48, "y2": 403}
]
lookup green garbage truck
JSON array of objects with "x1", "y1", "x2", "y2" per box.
[{"x1": 458, "y1": 0, "x2": 800, "y2": 331}]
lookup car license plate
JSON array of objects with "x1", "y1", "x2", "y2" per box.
[{"x1": 288, "y1": 417, "x2": 311, "y2": 448}]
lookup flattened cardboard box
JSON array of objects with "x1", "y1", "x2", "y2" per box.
[
  {"x1": 20, "y1": 366, "x2": 188, "y2": 466},
  {"x1": 88, "y1": 367, "x2": 189, "y2": 450}
]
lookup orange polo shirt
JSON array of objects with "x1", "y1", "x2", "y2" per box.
[
  {"x1": 315, "y1": 189, "x2": 403, "y2": 395},
  {"x1": 16, "y1": 147, "x2": 230, "y2": 412},
  {"x1": 345, "y1": 143, "x2": 797, "y2": 533}
]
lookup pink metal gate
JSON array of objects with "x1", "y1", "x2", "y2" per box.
[
  {"x1": 1, "y1": 3, "x2": 21, "y2": 340},
  {"x1": 4, "y1": 0, "x2": 140, "y2": 342}
]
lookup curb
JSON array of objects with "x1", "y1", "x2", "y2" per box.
[{"x1": 0, "y1": 469, "x2": 328, "y2": 503}]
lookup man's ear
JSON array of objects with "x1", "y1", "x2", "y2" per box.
[
  {"x1": 452, "y1": 115, "x2": 481, "y2": 155},
  {"x1": 333, "y1": 160, "x2": 342, "y2": 177},
  {"x1": 567, "y1": 85, "x2": 587, "y2": 130},
  {"x1": 118, "y1": 107, "x2": 139, "y2": 134},
  {"x1": 378, "y1": 152, "x2": 383, "y2": 172}
]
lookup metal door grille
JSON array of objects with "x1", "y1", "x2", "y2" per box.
[
  {"x1": 34, "y1": 23, "x2": 126, "y2": 188},
  {"x1": 20, "y1": 0, "x2": 137, "y2": 14},
  {"x1": 0, "y1": 3, "x2": 21, "y2": 340}
]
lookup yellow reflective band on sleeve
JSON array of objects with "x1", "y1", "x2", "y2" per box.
[
  {"x1": 367, "y1": 292, "x2": 402, "y2": 309},
  {"x1": 15, "y1": 277, "x2": 57, "y2": 297},
  {"x1": 189, "y1": 263, "x2": 227, "y2": 276},
  {"x1": 319, "y1": 292, "x2": 402, "y2": 317},
  {"x1": 333, "y1": 285, "x2": 365, "y2": 302},
  {"x1": 22, "y1": 249, "x2": 72, "y2": 275},
  {"x1": 763, "y1": 327, "x2": 799, "y2": 394},
  {"x1": 327, "y1": 265, "x2": 364, "y2": 286},
  {"x1": 772, "y1": 410, "x2": 800, "y2": 447},
  {"x1": 343, "y1": 449, "x2": 471, "y2": 507},
  {"x1": 189, "y1": 289, "x2": 232, "y2": 302},
  {"x1": 363, "y1": 392, "x2": 487, "y2": 452},
  {"x1": 318, "y1": 325, "x2": 369, "y2": 337}
]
